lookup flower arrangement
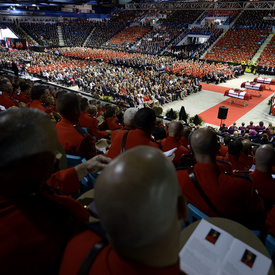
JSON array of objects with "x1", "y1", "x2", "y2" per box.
[{"x1": 100, "y1": 96, "x2": 113, "y2": 103}]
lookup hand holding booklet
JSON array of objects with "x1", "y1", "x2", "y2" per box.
[{"x1": 179, "y1": 219, "x2": 272, "y2": 275}]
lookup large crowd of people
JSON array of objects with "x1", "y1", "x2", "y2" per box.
[{"x1": 1, "y1": 6, "x2": 275, "y2": 275}]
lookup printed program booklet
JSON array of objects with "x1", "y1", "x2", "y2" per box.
[{"x1": 179, "y1": 219, "x2": 272, "y2": 275}]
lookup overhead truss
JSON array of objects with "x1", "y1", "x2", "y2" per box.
[{"x1": 125, "y1": 1, "x2": 275, "y2": 11}]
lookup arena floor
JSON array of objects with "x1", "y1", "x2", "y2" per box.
[
  {"x1": 46, "y1": 71, "x2": 274, "y2": 130},
  {"x1": 161, "y1": 73, "x2": 275, "y2": 129}
]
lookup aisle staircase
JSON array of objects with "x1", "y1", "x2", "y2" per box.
[
  {"x1": 83, "y1": 27, "x2": 95, "y2": 47},
  {"x1": 200, "y1": 31, "x2": 226, "y2": 59},
  {"x1": 252, "y1": 33, "x2": 274, "y2": 63},
  {"x1": 57, "y1": 26, "x2": 64, "y2": 46}
]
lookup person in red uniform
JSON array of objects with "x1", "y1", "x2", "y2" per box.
[
  {"x1": 28, "y1": 85, "x2": 56, "y2": 123},
  {"x1": 179, "y1": 126, "x2": 191, "y2": 149},
  {"x1": 177, "y1": 128, "x2": 265, "y2": 229},
  {"x1": 59, "y1": 146, "x2": 188, "y2": 275},
  {"x1": 239, "y1": 139, "x2": 254, "y2": 169},
  {"x1": 161, "y1": 121, "x2": 190, "y2": 167},
  {"x1": 104, "y1": 106, "x2": 123, "y2": 131},
  {"x1": 106, "y1": 108, "x2": 160, "y2": 159},
  {"x1": 111, "y1": 107, "x2": 138, "y2": 142},
  {"x1": 216, "y1": 139, "x2": 249, "y2": 172},
  {"x1": 78, "y1": 98, "x2": 110, "y2": 140},
  {"x1": 0, "y1": 78, "x2": 19, "y2": 109},
  {"x1": 0, "y1": 108, "x2": 93, "y2": 275},
  {"x1": 218, "y1": 136, "x2": 230, "y2": 157},
  {"x1": 56, "y1": 93, "x2": 97, "y2": 160},
  {"x1": 250, "y1": 144, "x2": 275, "y2": 205},
  {"x1": 17, "y1": 82, "x2": 32, "y2": 104}
]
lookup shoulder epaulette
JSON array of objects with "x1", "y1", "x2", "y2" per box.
[
  {"x1": 232, "y1": 173, "x2": 253, "y2": 182},
  {"x1": 150, "y1": 137, "x2": 162, "y2": 149},
  {"x1": 216, "y1": 158, "x2": 232, "y2": 166},
  {"x1": 74, "y1": 125, "x2": 88, "y2": 137},
  {"x1": 176, "y1": 166, "x2": 191, "y2": 171}
]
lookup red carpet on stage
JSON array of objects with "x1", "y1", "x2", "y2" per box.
[
  {"x1": 199, "y1": 84, "x2": 272, "y2": 126},
  {"x1": 201, "y1": 83, "x2": 229, "y2": 94}
]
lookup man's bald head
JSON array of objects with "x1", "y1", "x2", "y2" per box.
[
  {"x1": 0, "y1": 108, "x2": 58, "y2": 170},
  {"x1": 255, "y1": 145, "x2": 275, "y2": 171},
  {"x1": 95, "y1": 146, "x2": 183, "y2": 251},
  {"x1": 190, "y1": 128, "x2": 219, "y2": 157},
  {"x1": 241, "y1": 139, "x2": 252, "y2": 154},
  {"x1": 168, "y1": 121, "x2": 183, "y2": 138}
]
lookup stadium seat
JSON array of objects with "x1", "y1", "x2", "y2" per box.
[
  {"x1": 265, "y1": 234, "x2": 275, "y2": 264},
  {"x1": 188, "y1": 203, "x2": 208, "y2": 225},
  {"x1": 66, "y1": 154, "x2": 96, "y2": 193}
]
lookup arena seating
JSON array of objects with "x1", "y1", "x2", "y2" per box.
[{"x1": 204, "y1": 28, "x2": 269, "y2": 63}]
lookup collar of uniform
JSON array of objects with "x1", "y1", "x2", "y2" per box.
[
  {"x1": 252, "y1": 169, "x2": 273, "y2": 179},
  {"x1": 60, "y1": 117, "x2": 74, "y2": 126},
  {"x1": 195, "y1": 162, "x2": 219, "y2": 173}
]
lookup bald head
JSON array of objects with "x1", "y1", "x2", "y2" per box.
[
  {"x1": 241, "y1": 139, "x2": 252, "y2": 154},
  {"x1": 0, "y1": 108, "x2": 57, "y2": 170},
  {"x1": 255, "y1": 145, "x2": 275, "y2": 172},
  {"x1": 168, "y1": 121, "x2": 183, "y2": 138},
  {"x1": 95, "y1": 146, "x2": 182, "y2": 251},
  {"x1": 190, "y1": 128, "x2": 219, "y2": 158}
]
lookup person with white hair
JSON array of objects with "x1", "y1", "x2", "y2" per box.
[{"x1": 111, "y1": 107, "x2": 138, "y2": 142}]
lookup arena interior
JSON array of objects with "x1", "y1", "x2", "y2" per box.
[{"x1": 1, "y1": 0, "x2": 275, "y2": 274}]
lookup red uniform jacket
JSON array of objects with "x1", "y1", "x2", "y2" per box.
[
  {"x1": 216, "y1": 154, "x2": 249, "y2": 171},
  {"x1": 266, "y1": 206, "x2": 275, "y2": 236},
  {"x1": 0, "y1": 93, "x2": 19, "y2": 108},
  {"x1": 239, "y1": 152, "x2": 254, "y2": 169},
  {"x1": 79, "y1": 111, "x2": 108, "y2": 140},
  {"x1": 161, "y1": 136, "x2": 190, "y2": 166},
  {"x1": 106, "y1": 118, "x2": 122, "y2": 131},
  {"x1": 0, "y1": 184, "x2": 88, "y2": 275},
  {"x1": 177, "y1": 163, "x2": 265, "y2": 229},
  {"x1": 106, "y1": 129, "x2": 160, "y2": 159},
  {"x1": 59, "y1": 230, "x2": 182, "y2": 275},
  {"x1": 111, "y1": 126, "x2": 134, "y2": 142},
  {"x1": 28, "y1": 99, "x2": 56, "y2": 122},
  {"x1": 250, "y1": 169, "x2": 275, "y2": 204},
  {"x1": 56, "y1": 118, "x2": 96, "y2": 160},
  {"x1": 17, "y1": 93, "x2": 31, "y2": 104},
  {"x1": 46, "y1": 167, "x2": 80, "y2": 195}
]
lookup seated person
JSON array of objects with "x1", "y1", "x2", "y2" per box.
[
  {"x1": 56, "y1": 92, "x2": 97, "y2": 160},
  {"x1": 106, "y1": 108, "x2": 161, "y2": 159},
  {"x1": 0, "y1": 108, "x2": 91, "y2": 274},
  {"x1": 78, "y1": 98, "x2": 110, "y2": 140},
  {"x1": 177, "y1": 128, "x2": 265, "y2": 229},
  {"x1": 217, "y1": 139, "x2": 249, "y2": 171},
  {"x1": 59, "y1": 146, "x2": 187, "y2": 275},
  {"x1": 250, "y1": 145, "x2": 275, "y2": 205},
  {"x1": 161, "y1": 121, "x2": 190, "y2": 167}
]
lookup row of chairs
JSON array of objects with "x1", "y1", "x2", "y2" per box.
[{"x1": 187, "y1": 203, "x2": 275, "y2": 264}]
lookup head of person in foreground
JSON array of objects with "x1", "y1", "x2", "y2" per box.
[{"x1": 95, "y1": 146, "x2": 187, "y2": 267}]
